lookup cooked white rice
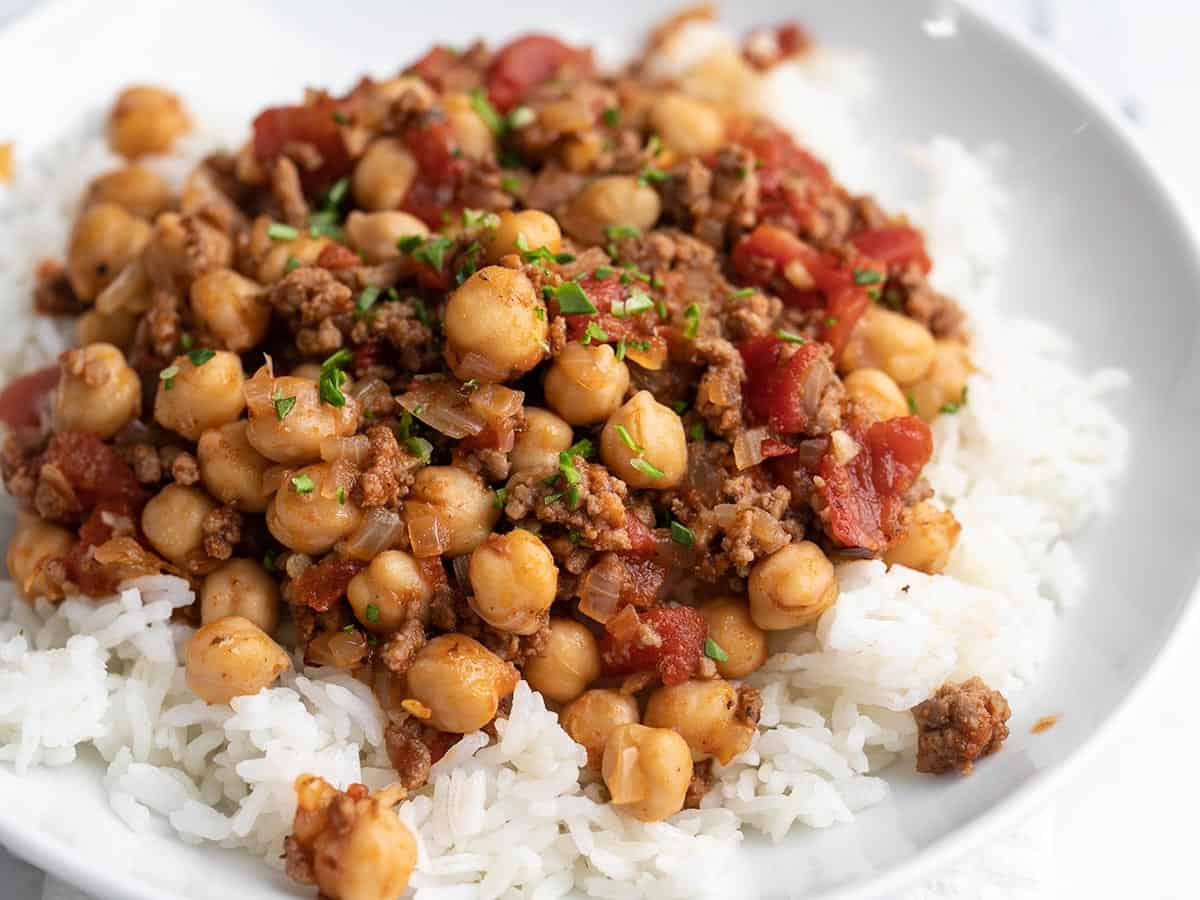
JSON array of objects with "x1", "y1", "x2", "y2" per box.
[{"x1": 0, "y1": 23, "x2": 1128, "y2": 900}]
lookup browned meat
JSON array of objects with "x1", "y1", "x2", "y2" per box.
[
  {"x1": 913, "y1": 677, "x2": 1011, "y2": 774},
  {"x1": 357, "y1": 425, "x2": 422, "y2": 508},
  {"x1": 32, "y1": 262, "x2": 84, "y2": 316},
  {"x1": 901, "y1": 269, "x2": 966, "y2": 338},
  {"x1": 271, "y1": 157, "x2": 310, "y2": 228},
  {"x1": 378, "y1": 619, "x2": 426, "y2": 675},
  {"x1": 264, "y1": 266, "x2": 354, "y2": 356},
  {"x1": 384, "y1": 719, "x2": 434, "y2": 791},
  {"x1": 504, "y1": 459, "x2": 633, "y2": 551},
  {"x1": 200, "y1": 505, "x2": 242, "y2": 562},
  {"x1": 684, "y1": 758, "x2": 714, "y2": 810}
]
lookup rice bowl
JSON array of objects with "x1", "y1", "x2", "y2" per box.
[{"x1": 0, "y1": 3, "x2": 1187, "y2": 900}]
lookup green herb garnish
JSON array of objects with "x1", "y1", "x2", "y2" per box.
[
  {"x1": 566, "y1": 438, "x2": 594, "y2": 459},
  {"x1": 493, "y1": 487, "x2": 508, "y2": 510},
  {"x1": 549, "y1": 281, "x2": 597, "y2": 315},
  {"x1": 291, "y1": 473, "x2": 315, "y2": 494},
  {"x1": 630, "y1": 457, "x2": 664, "y2": 479},
  {"x1": 365, "y1": 603, "x2": 380, "y2": 624},
  {"x1": 405, "y1": 436, "x2": 433, "y2": 464},
  {"x1": 355, "y1": 285, "x2": 381, "y2": 318},
  {"x1": 413, "y1": 235, "x2": 455, "y2": 272},
  {"x1": 159, "y1": 365, "x2": 179, "y2": 391},
  {"x1": 272, "y1": 389, "x2": 296, "y2": 421},
  {"x1": 470, "y1": 87, "x2": 506, "y2": 135},
  {"x1": 670, "y1": 521, "x2": 694, "y2": 547},
  {"x1": 688, "y1": 420, "x2": 705, "y2": 441},
  {"x1": 605, "y1": 224, "x2": 641, "y2": 242},
  {"x1": 730, "y1": 287, "x2": 755, "y2": 299},
  {"x1": 853, "y1": 269, "x2": 884, "y2": 285},
  {"x1": 614, "y1": 424, "x2": 643, "y2": 454},
  {"x1": 704, "y1": 637, "x2": 729, "y2": 663},
  {"x1": 581, "y1": 321, "x2": 609, "y2": 345},
  {"x1": 337, "y1": 487, "x2": 346, "y2": 505},
  {"x1": 318, "y1": 348, "x2": 352, "y2": 408},
  {"x1": 267, "y1": 223, "x2": 299, "y2": 241},
  {"x1": 683, "y1": 303, "x2": 701, "y2": 340},
  {"x1": 776, "y1": 329, "x2": 806, "y2": 344},
  {"x1": 611, "y1": 291, "x2": 654, "y2": 318},
  {"x1": 602, "y1": 106, "x2": 620, "y2": 127},
  {"x1": 179, "y1": 333, "x2": 194, "y2": 351},
  {"x1": 187, "y1": 348, "x2": 215, "y2": 367}
]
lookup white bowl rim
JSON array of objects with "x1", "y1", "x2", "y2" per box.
[{"x1": 0, "y1": 1, "x2": 1197, "y2": 898}]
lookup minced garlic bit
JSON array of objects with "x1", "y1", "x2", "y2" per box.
[
  {"x1": 829, "y1": 429, "x2": 860, "y2": 465},
  {"x1": 401, "y1": 698, "x2": 432, "y2": 720},
  {"x1": 0, "y1": 142, "x2": 12, "y2": 184}
]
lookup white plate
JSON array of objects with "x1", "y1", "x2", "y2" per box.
[{"x1": 2, "y1": 0, "x2": 1199, "y2": 898}]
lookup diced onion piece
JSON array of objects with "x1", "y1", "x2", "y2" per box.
[
  {"x1": 454, "y1": 351, "x2": 509, "y2": 383},
  {"x1": 284, "y1": 553, "x2": 312, "y2": 580},
  {"x1": 467, "y1": 383, "x2": 524, "y2": 421},
  {"x1": 578, "y1": 552, "x2": 625, "y2": 624},
  {"x1": 685, "y1": 444, "x2": 722, "y2": 505},
  {"x1": 451, "y1": 553, "x2": 471, "y2": 590},
  {"x1": 95, "y1": 257, "x2": 151, "y2": 315},
  {"x1": 397, "y1": 380, "x2": 486, "y2": 438},
  {"x1": 732, "y1": 427, "x2": 767, "y2": 470},
  {"x1": 307, "y1": 629, "x2": 369, "y2": 668},
  {"x1": 243, "y1": 360, "x2": 277, "y2": 415},
  {"x1": 320, "y1": 435, "x2": 372, "y2": 465},
  {"x1": 607, "y1": 603, "x2": 641, "y2": 642},
  {"x1": 320, "y1": 459, "x2": 358, "y2": 501},
  {"x1": 350, "y1": 376, "x2": 393, "y2": 416},
  {"x1": 405, "y1": 502, "x2": 450, "y2": 557},
  {"x1": 625, "y1": 340, "x2": 667, "y2": 371},
  {"x1": 340, "y1": 508, "x2": 404, "y2": 560}
]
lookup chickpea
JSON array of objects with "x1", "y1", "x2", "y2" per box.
[
  {"x1": 560, "y1": 689, "x2": 640, "y2": 768},
  {"x1": 484, "y1": 210, "x2": 562, "y2": 264},
  {"x1": 748, "y1": 541, "x2": 838, "y2": 631},
  {"x1": 107, "y1": 85, "x2": 191, "y2": 159},
  {"x1": 141, "y1": 484, "x2": 218, "y2": 567},
  {"x1": 85, "y1": 165, "x2": 172, "y2": 220},
  {"x1": 6, "y1": 520, "x2": 74, "y2": 600},
  {"x1": 562, "y1": 176, "x2": 662, "y2": 246},
  {"x1": 75, "y1": 308, "x2": 138, "y2": 351},
  {"x1": 405, "y1": 634, "x2": 519, "y2": 733},
  {"x1": 648, "y1": 93, "x2": 725, "y2": 158},
  {"x1": 300, "y1": 777, "x2": 418, "y2": 900},
  {"x1": 66, "y1": 202, "x2": 152, "y2": 302},
  {"x1": 184, "y1": 616, "x2": 290, "y2": 704},
  {"x1": 353, "y1": 138, "x2": 418, "y2": 211},
  {"x1": 443, "y1": 266, "x2": 547, "y2": 382},
  {"x1": 644, "y1": 679, "x2": 755, "y2": 764},
  {"x1": 600, "y1": 391, "x2": 687, "y2": 489},
  {"x1": 442, "y1": 92, "x2": 495, "y2": 161},
  {"x1": 267, "y1": 462, "x2": 363, "y2": 556},
  {"x1": 698, "y1": 599, "x2": 768, "y2": 679},
  {"x1": 843, "y1": 368, "x2": 910, "y2": 424},
  {"x1": 524, "y1": 618, "x2": 601, "y2": 704},
  {"x1": 510, "y1": 407, "x2": 573, "y2": 473},
  {"x1": 405, "y1": 466, "x2": 498, "y2": 558},
  {"x1": 601, "y1": 723, "x2": 692, "y2": 822},
  {"x1": 257, "y1": 233, "x2": 329, "y2": 284},
  {"x1": 196, "y1": 421, "x2": 274, "y2": 513},
  {"x1": 347, "y1": 551, "x2": 433, "y2": 634},
  {"x1": 840, "y1": 307, "x2": 936, "y2": 386},
  {"x1": 543, "y1": 342, "x2": 630, "y2": 426},
  {"x1": 189, "y1": 269, "x2": 270, "y2": 352},
  {"x1": 154, "y1": 350, "x2": 246, "y2": 441},
  {"x1": 201, "y1": 558, "x2": 281, "y2": 634},
  {"x1": 908, "y1": 340, "x2": 973, "y2": 422},
  {"x1": 344, "y1": 210, "x2": 428, "y2": 264},
  {"x1": 883, "y1": 501, "x2": 961, "y2": 575},
  {"x1": 467, "y1": 530, "x2": 557, "y2": 635},
  {"x1": 245, "y1": 373, "x2": 360, "y2": 466},
  {"x1": 52, "y1": 342, "x2": 141, "y2": 439}
]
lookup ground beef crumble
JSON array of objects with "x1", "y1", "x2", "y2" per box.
[{"x1": 913, "y1": 677, "x2": 1011, "y2": 774}]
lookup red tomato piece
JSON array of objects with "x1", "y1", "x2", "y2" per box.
[
  {"x1": 819, "y1": 286, "x2": 871, "y2": 357},
  {"x1": 316, "y1": 243, "x2": 360, "y2": 270},
  {"x1": 620, "y1": 556, "x2": 667, "y2": 607},
  {"x1": 0, "y1": 365, "x2": 58, "y2": 429},
  {"x1": 735, "y1": 122, "x2": 830, "y2": 187},
  {"x1": 486, "y1": 35, "x2": 593, "y2": 112},
  {"x1": 738, "y1": 334, "x2": 828, "y2": 434},
  {"x1": 600, "y1": 606, "x2": 707, "y2": 685},
  {"x1": 292, "y1": 555, "x2": 367, "y2": 612},
  {"x1": 40, "y1": 430, "x2": 144, "y2": 513},
  {"x1": 405, "y1": 46, "x2": 461, "y2": 91},
  {"x1": 624, "y1": 514, "x2": 658, "y2": 557},
  {"x1": 817, "y1": 416, "x2": 933, "y2": 551},
  {"x1": 252, "y1": 101, "x2": 351, "y2": 193},
  {"x1": 849, "y1": 226, "x2": 932, "y2": 275}
]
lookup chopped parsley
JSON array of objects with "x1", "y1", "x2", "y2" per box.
[
  {"x1": 614, "y1": 337, "x2": 627, "y2": 361},
  {"x1": 558, "y1": 451, "x2": 582, "y2": 485},
  {"x1": 515, "y1": 232, "x2": 575, "y2": 267},
  {"x1": 291, "y1": 473, "x2": 315, "y2": 494},
  {"x1": 500, "y1": 174, "x2": 521, "y2": 193},
  {"x1": 413, "y1": 235, "x2": 455, "y2": 272},
  {"x1": 566, "y1": 484, "x2": 581, "y2": 510},
  {"x1": 308, "y1": 212, "x2": 342, "y2": 241},
  {"x1": 940, "y1": 386, "x2": 968, "y2": 415},
  {"x1": 271, "y1": 389, "x2": 296, "y2": 421},
  {"x1": 461, "y1": 208, "x2": 498, "y2": 230},
  {"x1": 544, "y1": 491, "x2": 562, "y2": 505},
  {"x1": 824, "y1": 316, "x2": 839, "y2": 327},
  {"x1": 262, "y1": 548, "x2": 277, "y2": 572},
  {"x1": 332, "y1": 110, "x2": 350, "y2": 126},
  {"x1": 776, "y1": 329, "x2": 806, "y2": 345},
  {"x1": 604, "y1": 224, "x2": 641, "y2": 242},
  {"x1": 405, "y1": 436, "x2": 433, "y2": 464},
  {"x1": 670, "y1": 521, "x2": 694, "y2": 547},
  {"x1": 179, "y1": 333, "x2": 194, "y2": 351},
  {"x1": 630, "y1": 457, "x2": 664, "y2": 480},
  {"x1": 267, "y1": 223, "x2": 299, "y2": 241},
  {"x1": 614, "y1": 424, "x2": 643, "y2": 454},
  {"x1": 906, "y1": 391, "x2": 918, "y2": 414},
  {"x1": 187, "y1": 348, "x2": 215, "y2": 367},
  {"x1": 639, "y1": 167, "x2": 670, "y2": 185},
  {"x1": 158, "y1": 365, "x2": 179, "y2": 391},
  {"x1": 455, "y1": 240, "x2": 483, "y2": 286},
  {"x1": 411, "y1": 297, "x2": 431, "y2": 327},
  {"x1": 730, "y1": 287, "x2": 756, "y2": 299},
  {"x1": 284, "y1": 255, "x2": 302, "y2": 274},
  {"x1": 688, "y1": 420, "x2": 705, "y2": 441},
  {"x1": 337, "y1": 487, "x2": 346, "y2": 505},
  {"x1": 683, "y1": 303, "x2": 701, "y2": 340},
  {"x1": 318, "y1": 348, "x2": 353, "y2": 408},
  {"x1": 853, "y1": 269, "x2": 884, "y2": 286},
  {"x1": 566, "y1": 438, "x2": 594, "y2": 459},
  {"x1": 325, "y1": 176, "x2": 350, "y2": 209},
  {"x1": 397, "y1": 234, "x2": 425, "y2": 253},
  {"x1": 704, "y1": 637, "x2": 729, "y2": 663},
  {"x1": 469, "y1": 87, "x2": 506, "y2": 135},
  {"x1": 493, "y1": 487, "x2": 508, "y2": 510},
  {"x1": 671, "y1": 400, "x2": 689, "y2": 415},
  {"x1": 547, "y1": 281, "x2": 597, "y2": 315},
  {"x1": 581, "y1": 321, "x2": 609, "y2": 345},
  {"x1": 593, "y1": 266, "x2": 615, "y2": 280},
  {"x1": 355, "y1": 285, "x2": 381, "y2": 318},
  {"x1": 365, "y1": 603, "x2": 380, "y2": 624},
  {"x1": 883, "y1": 286, "x2": 905, "y2": 310},
  {"x1": 602, "y1": 106, "x2": 620, "y2": 127},
  {"x1": 611, "y1": 291, "x2": 654, "y2": 318}
]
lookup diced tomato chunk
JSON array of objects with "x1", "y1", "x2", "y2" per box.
[
  {"x1": 252, "y1": 101, "x2": 351, "y2": 193},
  {"x1": 849, "y1": 226, "x2": 931, "y2": 275},
  {"x1": 819, "y1": 286, "x2": 871, "y2": 357},
  {"x1": 600, "y1": 606, "x2": 707, "y2": 685},
  {"x1": 486, "y1": 35, "x2": 593, "y2": 112},
  {"x1": 405, "y1": 46, "x2": 461, "y2": 91},
  {"x1": 292, "y1": 556, "x2": 367, "y2": 612},
  {"x1": 738, "y1": 335, "x2": 829, "y2": 434},
  {"x1": 620, "y1": 556, "x2": 667, "y2": 607},
  {"x1": 734, "y1": 122, "x2": 830, "y2": 187},
  {"x1": 316, "y1": 243, "x2": 360, "y2": 270},
  {"x1": 0, "y1": 365, "x2": 58, "y2": 429},
  {"x1": 40, "y1": 430, "x2": 144, "y2": 513},
  {"x1": 817, "y1": 416, "x2": 933, "y2": 551}
]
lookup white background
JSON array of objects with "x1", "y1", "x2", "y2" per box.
[{"x1": 0, "y1": 1, "x2": 1197, "y2": 898}]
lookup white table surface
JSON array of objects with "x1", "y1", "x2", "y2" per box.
[{"x1": 1, "y1": 1, "x2": 1198, "y2": 898}]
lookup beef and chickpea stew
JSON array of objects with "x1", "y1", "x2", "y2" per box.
[{"x1": 0, "y1": 14, "x2": 1009, "y2": 900}]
